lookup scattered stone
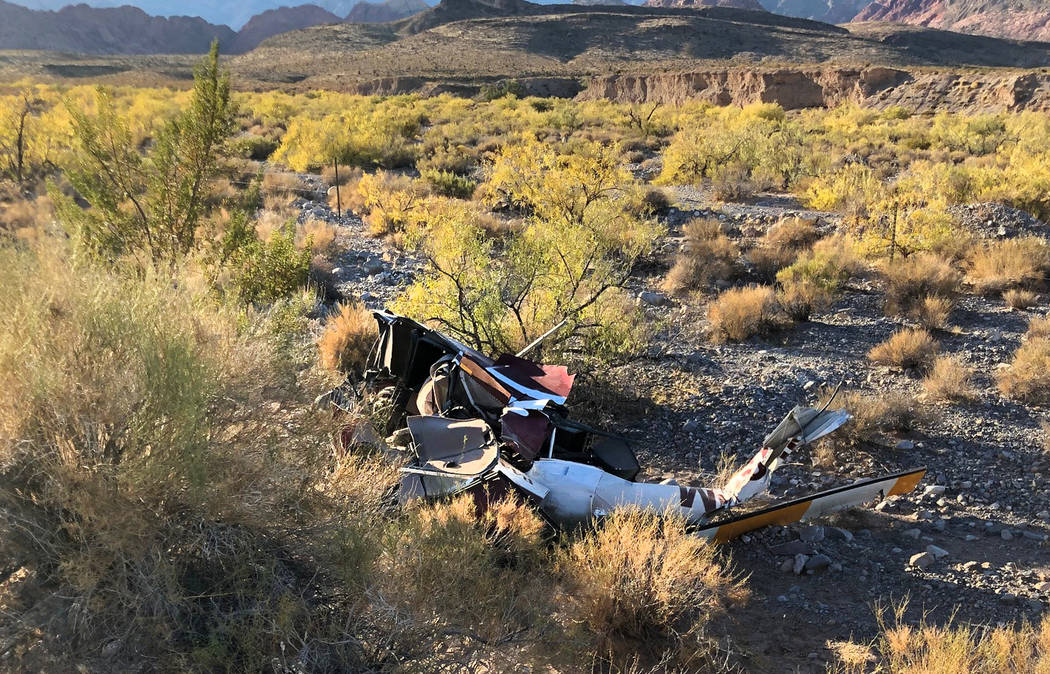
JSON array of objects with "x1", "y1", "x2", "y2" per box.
[
  {"x1": 799, "y1": 525, "x2": 825, "y2": 543},
  {"x1": 1001, "y1": 530, "x2": 1014, "y2": 541},
  {"x1": 770, "y1": 541, "x2": 817, "y2": 556},
  {"x1": 895, "y1": 440, "x2": 916, "y2": 451},
  {"x1": 793, "y1": 554, "x2": 808, "y2": 575},
  {"x1": 638, "y1": 290, "x2": 671, "y2": 306},
  {"x1": 909, "y1": 552, "x2": 935, "y2": 569},
  {"x1": 827, "y1": 527, "x2": 854, "y2": 542},
  {"x1": 922, "y1": 485, "x2": 946, "y2": 499},
  {"x1": 962, "y1": 561, "x2": 981, "y2": 573},
  {"x1": 926, "y1": 545, "x2": 950, "y2": 560},
  {"x1": 902, "y1": 528, "x2": 921, "y2": 540},
  {"x1": 1036, "y1": 581, "x2": 1050, "y2": 593},
  {"x1": 1037, "y1": 511, "x2": 1050, "y2": 521},
  {"x1": 805, "y1": 554, "x2": 832, "y2": 573},
  {"x1": 780, "y1": 558, "x2": 795, "y2": 573}
]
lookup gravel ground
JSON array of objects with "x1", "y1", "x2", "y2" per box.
[{"x1": 306, "y1": 177, "x2": 1050, "y2": 670}]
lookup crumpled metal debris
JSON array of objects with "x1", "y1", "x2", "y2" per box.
[{"x1": 321, "y1": 310, "x2": 925, "y2": 541}]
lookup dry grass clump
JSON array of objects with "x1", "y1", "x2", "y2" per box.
[
  {"x1": 748, "y1": 216, "x2": 820, "y2": 280},
  {"x1": 1004, "y1": 288, "x2": 1040, "y2": 310},
  {"x1": 867, "y1": 328, "x2": 939, "y2": 371},
  {"x1": 922, "y1": 354, "x2": 976, "y2": 403},
  {"x1": 1028, "y1": 315, "x2": 1050, "y2": 340},
  {"x1": 912, "y1": 295, "x2": 953, "y2": 331},
  {"x1": 321, "y1": 163, "x2": 356, "y2": 187},
  {"x1": 882, "y1": 253, "x2": 961, "y2": 320},
  {"x1": 296, "y1": 218, "x2": 338, "y2": 255},
  {"x1": 0, "y1": 194, "x2": 53, "y2": 241},
  {"x1": 662, "y1": 218, "x2": 739, "y2": 294},
  {"x1": 262, "y1": 170, "x2": 304, "y2": 198},
  {"x1": 966, "y1": 236, "x2": 1050, "y2": 295},
  {"x1": 318, "y1": 301, "x2": 378, "y2": 374},
  {"x1": 557, "y1": 508, "x2": 747, "y2": 665},
  {"x1": 836, "y1": 605, "x2": 1050, "y2": 674},
  {"x1": 998, "y1": 336, "x2": 1050, "y2": 403},
  {"x1": 707, "y1": 285, "x2": 782, "y2": 343},
  {"x1": 375, "y1": 495, "x2": 550, "y2": 651},
  {"x1": 822, "y1": 389, "x2": 926, "y2": 451},
  {"x1": 0, "y1": 239, "x2": 375, "y2": 671}
]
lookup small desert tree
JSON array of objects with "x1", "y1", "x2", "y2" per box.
[
  {"x1": 54, "y1": 42, "x2": 234, "y2": 264},
  {"x1": 397, "y1": 139, "x2": 661, "y2": 360}
]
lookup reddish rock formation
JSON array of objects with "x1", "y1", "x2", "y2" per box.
[{"x1": 854, "y1": 0, "x2": 1050, "y2": 43}]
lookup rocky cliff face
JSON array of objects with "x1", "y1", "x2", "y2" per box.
[
  {"x1": 576, "y1": 67, "x2": 1050, "y2": 112},
  {"x1": 854, "y1": 0, "x2": 1050, "y2": 43},
  {"x1": 642, "y1": 0, "x2": 765, "y2": 10}
]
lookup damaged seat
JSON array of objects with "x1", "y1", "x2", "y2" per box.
[{"x1": 407, "y1": 415, "x2": 499, "y2": 476}]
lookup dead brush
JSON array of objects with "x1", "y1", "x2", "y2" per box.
[
  {"x1": 747, "y1": 216, "x2": 821, "y2": 280},
  {"x1": 820, "y1": 389, "x2": 926, "y2": 450},
  {"x1": 833, "y1": 602, "x2": 1050, "y2": 674},
  {"x1": 867, "y1": 328, "x2": 939, "y2": 371},
  {"x1": 318, "y1": 301, "x2": 378, "y2": 375},
  {"x1": 706, "y1": 285, "x2": 783, "y2": 343},
  {"x1": 912, "y1": 295, "x2": 953, "y2": 331},
  {"x1": 921, "y1": 355, "x2": 977, "y2": 403},
  {"x1": 661, "y1": 218, "x2": 738, "y2": 294},
  {"x1": 0, "y1": 239, "x2": 372, "y2": 671},
  {"x1": 374, "y1": 495, "x2": 551, "y2": 652},
  {"x1": 1004, "y1": 288, "x2": 1040, "y2": 311},
  {"x1": 261, "y1": 171, "x2": 305, "y2": 202},
  {"x1": 998, "y1": 336, "x2": 1050, "y2": 403},
  {"x1": 556, "y1": 508, "x2": 748, "y2": 666},
  {"x1": 296, "y1": 218, "x2": 338, "y2": 255},
  {"x1": 1028, "y1": 315, "x2": 1050, "y2": 340},
  {"x1": 966, "y1": 236, "x2": 1050, "y2": 295},
  {"x1": 882, "y1": 253, "x2": 961, "y2": 319}
]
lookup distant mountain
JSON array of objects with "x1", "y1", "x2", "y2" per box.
[
  {"x1": 394, "y1": 0, "x2": 539, "y2": 33},
  {"x1": 232, "y1": 5, "x2": 340, "y2": 51},
  {"x1": 643, "y1": 0, "x2": 764, "y2": 8},
  {"x1": 8, "y1": 0, "x2": 428, "y2": 28},
  {"x1": 0, "y1": 0, "x2": 235, "y2": 53},
  {"x1": 854, "y1": 0, "x2": 1050, "y2": 42},
  {"x1": 346, "y1": 0, "x2": 428, "y2": 22},
  {"x1": 757, "y1": 0, "x2": 867, "y2": 23}
]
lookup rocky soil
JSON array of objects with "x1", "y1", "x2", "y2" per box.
[{"x1": 305, "y1": 175, "x2": 1050, "y2": 671}]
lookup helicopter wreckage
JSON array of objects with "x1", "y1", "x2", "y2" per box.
[{"x1": 320, "y1": 310, "x2": 926, "y2": 541}]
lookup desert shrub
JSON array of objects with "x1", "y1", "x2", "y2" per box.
[
  {"x1": 375, "y1": 495, "x2": 550, "y2": 652},
  {"x1": 318, "y1": 301, "x2": 378, "y2": 375},
  {"x1": 710, "y1": 161, "x2": 753, "y2": 201},
  {"x1": 0, "y1": 238, "x2": 375, "y2": 670},
  {"x1": 882, "y1": 253, "x2": 961, "y2": 318},
  {"x1": 52, "y1": 45, "x2": 234, "y2": 263},
  {"x1": 478, "y1": 79, "x2": 527, "y2": 101},
  {"x1": 821, "y1": 389, "x2": 925, "y2": 451},
  {"x1": 748, "y1": 217, "x2": 820, "y2": 280},
  {"x1": 400, "y1": 139, "x2": 661, "y2": 361},
  {"x1": 421, "y1": 168, "x2": 476, "y2": 198},
  {"x1": 913, "y1": 295, "x2": 953, "y2": 331},
  {"x1": 966, "y1": 236, "x2": 1050, "y2": 294},
  {"x1": 777, "y1": 277, "x2": 833, "y2": 321},
  {"x1": 296, "y1": 217, "x2": 338, "y2": 254},
  {"x1": 228, "y1": 224, "x2": 311, "y2": 305},
  {"x1": 1028, "y1": 315, "x2": 1050, "y2": 340},
  {"x1": 355, "y1": 170, "x2": 429, "y2": 237},
  {"x1": 922, "y1": 354, "x2": 976, "y2": 403},
  {"x1": 998, "y1": 337, "x2": 1050, "y2": 403},
  {"x1": 836, "y1": 605, "x2": 1050, "y2": 674},
  {"x1": 867, "y1": 328, "x2": 939, "y2": 371},
  {"x1": 557, "y1": 508, "x2": 747, "y2": 666},
  {"x1": 234, "y1": 134, "x2": 278, "y2": 160},
  {"x1": 661, "y1": 218, "x2": 738, "y2": 294},
  {"x1": 1004, "y1": 288, "x2": 1040, "y2": 310},
  {"x1": 707, "y1": 285, "x2": 783, "y2": 343},
  {"x1": 641, "y1": 186, "x2": 672, "y2": 214}
]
